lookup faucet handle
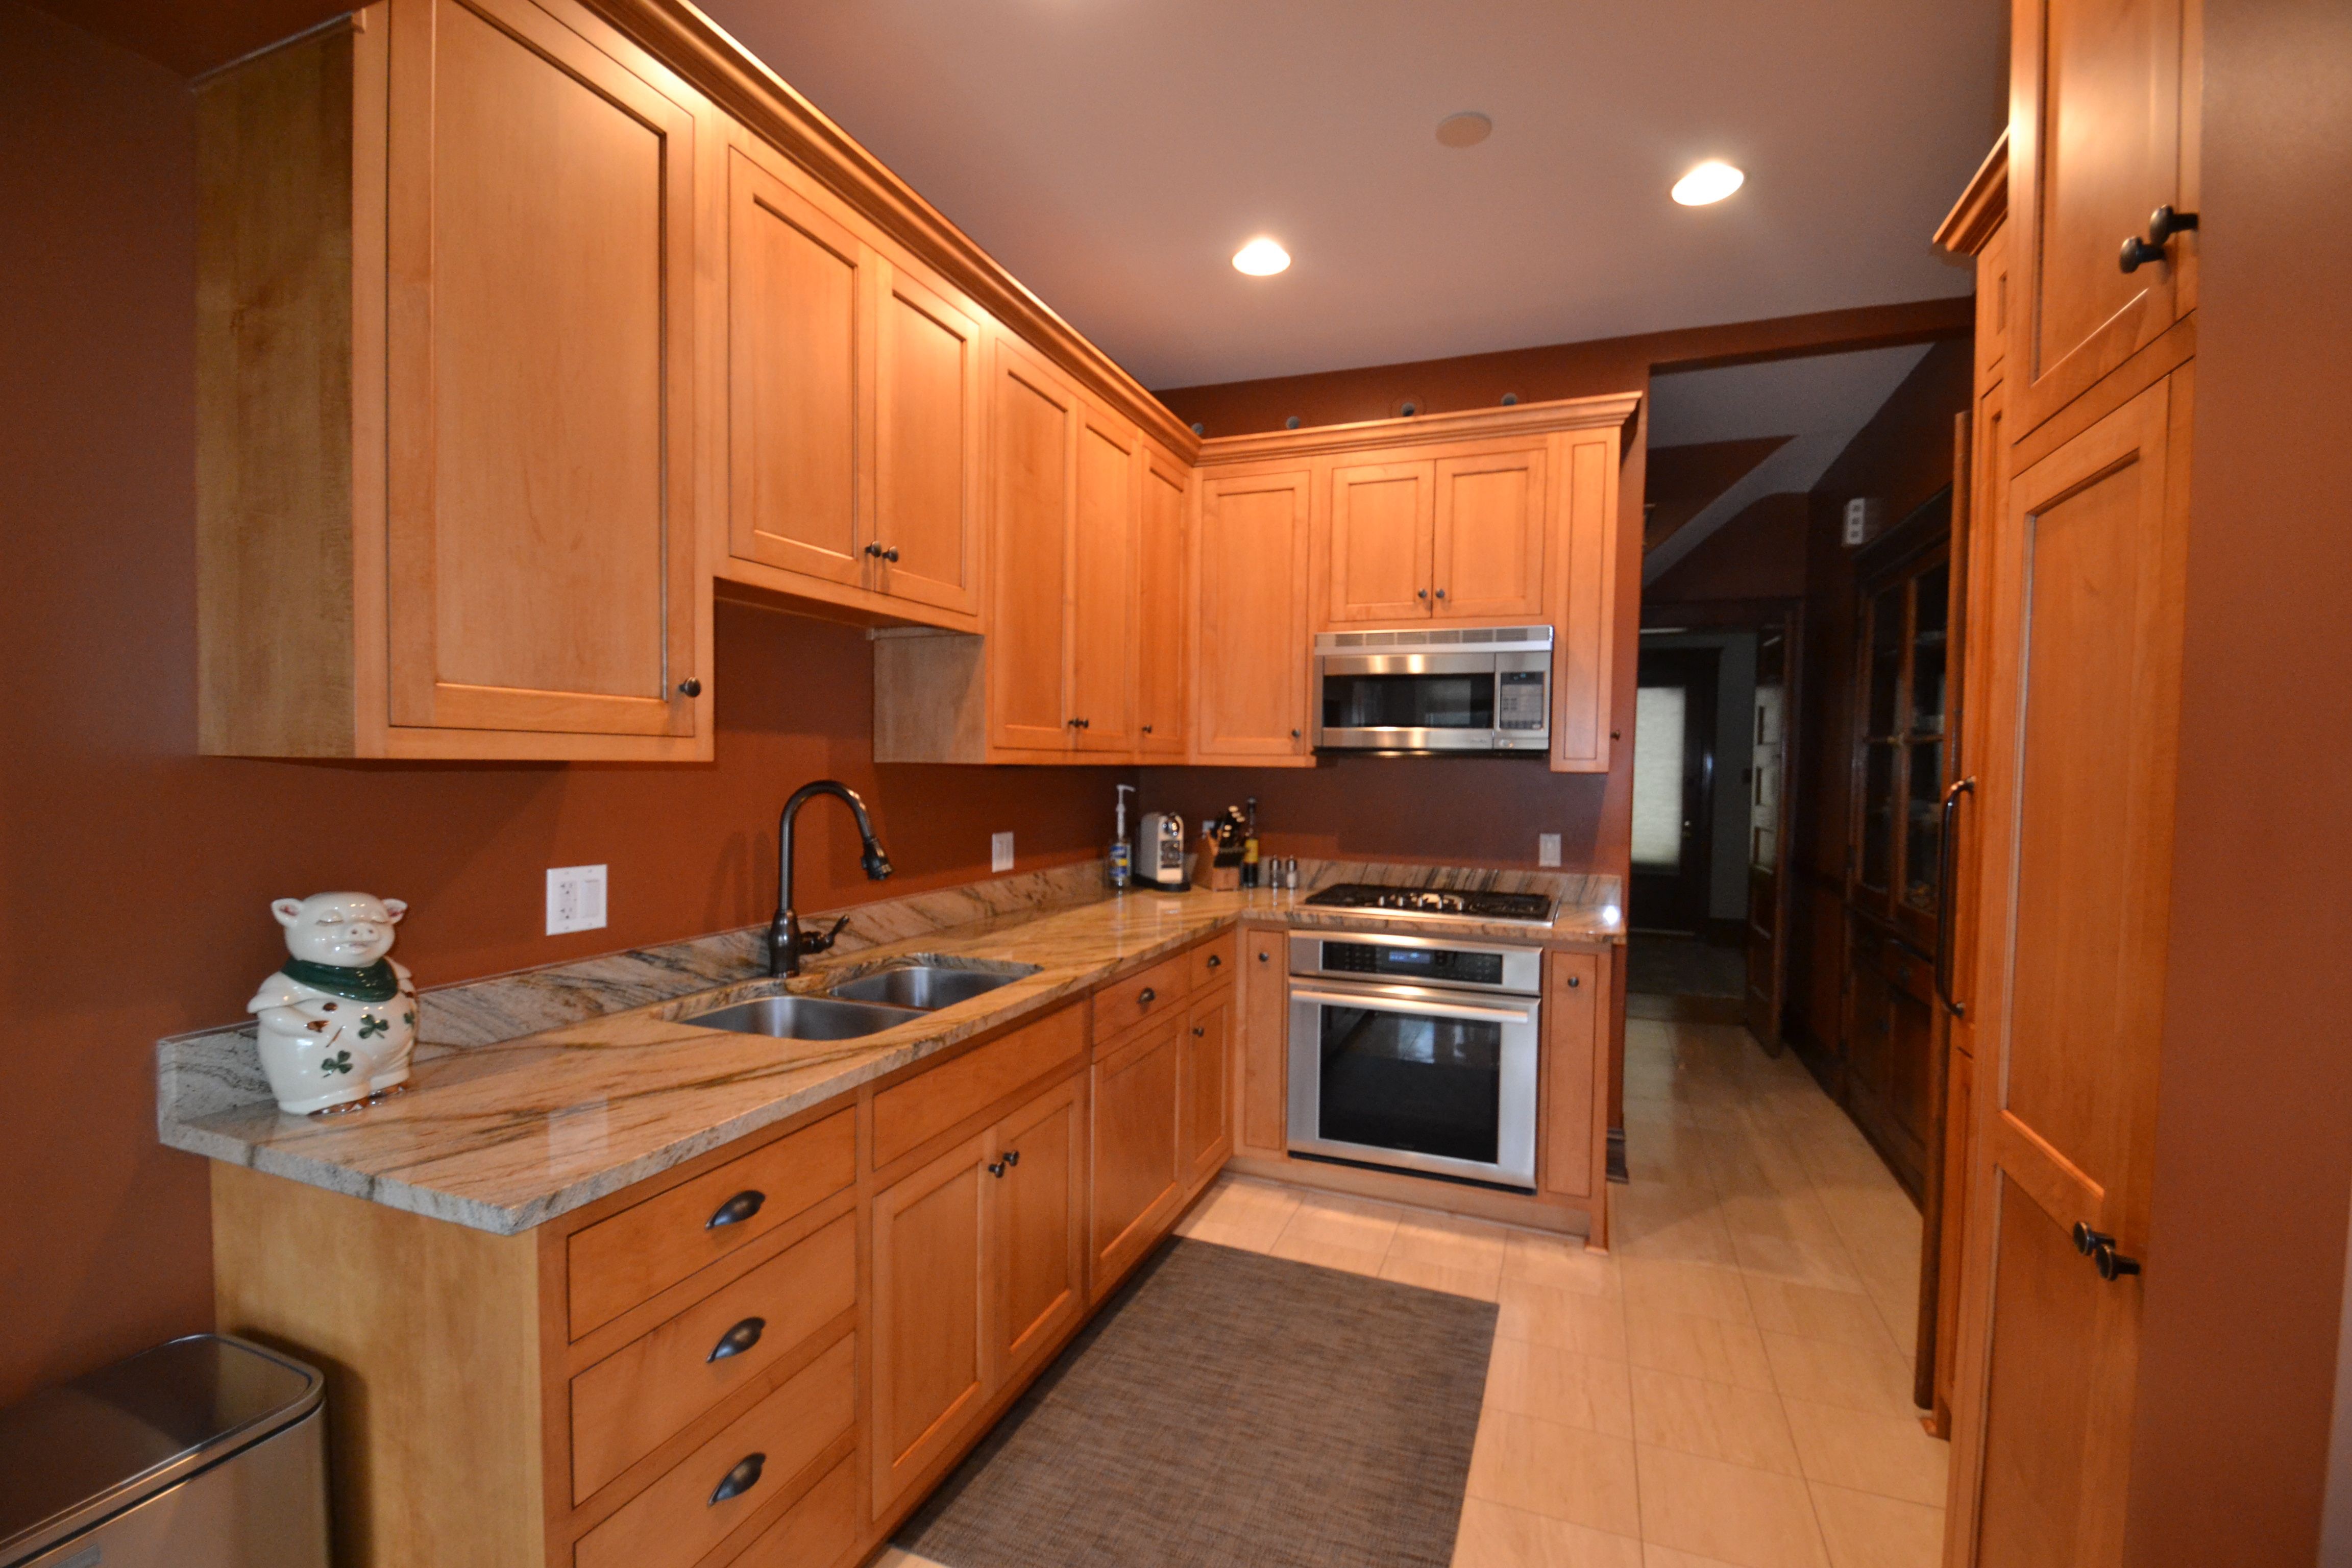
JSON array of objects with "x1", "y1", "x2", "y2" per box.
[{"x1": 805, "y1": 914, "x2": 852, "y2": 954}]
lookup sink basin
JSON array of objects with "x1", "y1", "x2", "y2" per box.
[
  {"x1": 828, "y1": 965, "x2": 1023, "y2": 1011},
  {"x1": 683, "y1": 995, "x2": 922, "y2": 1041}
]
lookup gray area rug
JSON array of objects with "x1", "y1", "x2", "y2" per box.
[{"x1": 898, "y1": 1238, "x2": 1495, "y2": 1568}]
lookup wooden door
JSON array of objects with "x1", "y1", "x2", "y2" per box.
[
  {"x1": 1135, "y1": 451, "x2": 1189, "y2": 756},
  {"x1": 1196, "y1": 469, "x2": 1311, "y2": 759},
  {"x1": 725, "y1": 148, "x2": 866, "y2": 588},
  {"x1": 988, "y1": 341, "x2": 1076, "y2": 752},
  {"x1": 1539, "y1": 950, "x2": 1601, "y2": 1203},
  {"x1": 1237, "y1": 926, "x2": 1289, "y2": 1158},
  {"x1": 1948, "y1": 373, "x2": 2186, "y2": 1566},
  {"x1": 1178, "y1": 989, "x2": 1233, "y2": 1192},
  {"x1": 1068, "y1": 407, "x2": 1139, "y2": 753},
  {"x1": 873, "y1": 260, "x2": 982, "y2": 615},
  {"x1": 1433, "y1": 447, "x2": 1547, "y2": 620},
  {"x1": 2010, "y1": 0, "x2": 2195, "y2": 432},
  {"x1": 1628, "y1": 646, "x2": 1718, "y2": 934},
  {"x1": 989, "y1": 1076, "x2": 1085, "y2": 1384},
  {"x1": 1090, "y1": 1015, "x2": 1183, "y2": 1294},
  {"x1": 869, "y1": 1132, "x2": 990, "y2": 1509},
  {"x1": 385, "y1": 0, "x2": 699, "y2": 739},
  {"x1": 1328, "y1": 460, "x2": 1432, "y2": 623}
]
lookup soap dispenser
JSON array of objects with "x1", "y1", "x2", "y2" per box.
[{"x1": 1109, "y1": 784, "x2": 1135, "y2": 889}]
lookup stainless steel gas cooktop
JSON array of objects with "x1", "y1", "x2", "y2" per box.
[{"x1": 1300, "y1": 882, "x2": 1559, "y2": 926}]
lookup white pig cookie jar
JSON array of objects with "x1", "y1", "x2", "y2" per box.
[{"x1": 249, "y1": 892, "x2": 420, "y2": 1115}]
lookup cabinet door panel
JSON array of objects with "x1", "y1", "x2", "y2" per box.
[
  {"x1": 1196, "y1": 471, "x2": 1310, "y2": 758},
  {"x1": 1238, "y1": 926, "x2": 1289, "y2": 1157},
  {"x1": 875, "y1": 262, "x2": 982, "y2": 615},
  {"x1": 1540, "y1": 950, "x2": 1600, "y2": 1202},
  {"x1": 1180, "y1": 988, "x2": 1233, "y2": 1192},
  {"x1": 386, "y1": 0, "x2": 696, "y2": 738},
  {"x1": 988, "y1": 344, "x2": 1075, "y2": 751},
  {"x1": 1551, "y1": 432, "x2": 1619, "y2": 771},
  {"x1": 991, "y1": 1076, "x2": 1086, "y2": 1382},
  {"x1": 726, "y1": 149, "x2": 863, "y2": 586},
  {"x1": 870, "y1": 1133, "x2": 989, "y2": 1509},
  {"x1": 1135, "y1": 454, "x2": 1189, "y2": 755},
  {"x1": 1069, "y1": 409, "x2": 1139, "y2": 752},
  {"x1": 1091, "y1": 1016, "x2": 1183, "y2": 1294},
  {"x1": 2011, "y1": 0, "x2": 2191, "y2": 431},
  {"x1": 1434, "y1": 448, "x2": 1546, "y2": 619},
  {"x1": 1329, "y1": 461, "x2": 1432, "y2": 623}
]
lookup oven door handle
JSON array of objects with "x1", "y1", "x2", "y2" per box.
[{"x1": 1289, "y1": 988, "x2": 1540, "y2": 1026}]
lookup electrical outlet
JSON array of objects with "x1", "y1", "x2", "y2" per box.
[
  {"x1": 546, "y1": 865, "x2": 608, "y2": 935},
  {"x1": 1538, "y1": 833, "x2": 1563, "y2": 868},
  {"x1": 990, "y1": 832, "x2": 1015, "y2": 873}
]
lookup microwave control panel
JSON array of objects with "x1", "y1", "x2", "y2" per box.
[{"x1": 1498, "y1": 671, "x2": 1547, "y2": 730}]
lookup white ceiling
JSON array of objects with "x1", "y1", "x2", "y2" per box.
[
  {"x1": 697, "y1": 0, "x2": 2004, "y2": 390},
  {"x1": 1641, "y1": 343, "x2": 1934, "y2": 581}
]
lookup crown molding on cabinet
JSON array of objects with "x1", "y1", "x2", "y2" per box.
[
  {"x1": 577, "y1": 0, "x2": 1200, "y2": 463},
  {"x1": 1192, "y1": 391, "x2": 1642, "y2": 468},
  {"x1": 1935, "y1": 131, "x2": 2009, "y2": 258}
]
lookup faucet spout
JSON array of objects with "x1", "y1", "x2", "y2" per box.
[{"x1": 770, "y1": 781, "x2": 893, "y2": 977}]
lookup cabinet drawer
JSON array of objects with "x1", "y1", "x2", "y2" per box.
[
  {"x1": 569, "y1": 1111, "x2": 855, "y2": 1338},
  {"x1": 1093, "y1": 950, "x2": 1192, "y2": 1041},
  {"x1": 574, "y1": 1333, "x2": 855, "y2": 1568},
  {"x1": 571, "y1": 1213, "x2": 855, "y2": 1502},
  {"x1": 1188, "y1": 932, "x2": 1236, "y2": 993},
  {"x1": 728, "y1": 1453, "x2": 855, "y2": 1568},
  {"x1": 873, "y1": 1002, "x2": 1087, "y2": 1169}
]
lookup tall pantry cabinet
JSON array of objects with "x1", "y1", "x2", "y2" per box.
[{"x1": 1938, "y1": 0, "x2": 2200, "y2": 1559}]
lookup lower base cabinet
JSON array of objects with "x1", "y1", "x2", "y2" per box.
[{"x1": 1090, "y1": 1017, "x2": 1185, "y2": 1296}]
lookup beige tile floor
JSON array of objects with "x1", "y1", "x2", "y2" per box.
[{"x1": 881, "y1": 1016, "x2": 1944, "y2": 1568}]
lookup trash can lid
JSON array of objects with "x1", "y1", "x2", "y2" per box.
[{"x1": 0, "y1": 1334, "x2": 322, "y2": 1564}]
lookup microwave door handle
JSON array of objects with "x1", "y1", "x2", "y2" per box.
[{"x1": 1289, "y1": 988, "x2": 1540, "y2": 1026}]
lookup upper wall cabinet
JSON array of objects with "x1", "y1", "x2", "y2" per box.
[
  {"x1": 720, "y1": 137, "x2": 984, "y2": 627},
  {"x1": 197, "y1": 0, "x2": 709, "y2": 760},
  {"x1": 1196, "y1": 397, "x2": 1634, "y2": 774},
  {"x1": 1134, "y1": 451, "x2": 1192, "y2": 757},
  {"x1": 2008, "y1": 0, "x2": 2197, "y2": 435},
  {"x1": 872, "y1": 342, "x2": 1159, "y2": 764}
]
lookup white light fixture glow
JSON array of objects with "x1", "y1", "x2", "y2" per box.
[
  {"x1": 1232, "y1": 237, "x2": 1291, "y2": 276},
  {"x1": 1672, "y1": 160, "x2": 1745, "y2": 206}
]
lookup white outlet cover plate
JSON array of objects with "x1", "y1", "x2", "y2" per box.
[
  {"x1": 1538, "y1": 834, "x2": 1563, "y2": 868},
  {"x1": 546, "y1": 864, "x2": 609, "y2": 935},
  {"x1": 991, "y1": 832, "x2": 1015, "y2": 873}
]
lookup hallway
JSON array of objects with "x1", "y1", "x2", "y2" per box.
[{"x1": 885, "y1": 1016, "x2": 1944, "y2": 1568}]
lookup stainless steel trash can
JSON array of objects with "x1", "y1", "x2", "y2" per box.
[{"x1": 0, "y1": 1334, "x2": 328, "y2": 1568}]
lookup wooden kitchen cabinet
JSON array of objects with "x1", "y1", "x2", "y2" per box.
[
  {"x1": 1539, "y1": 949, "x2": 1606, "y2": 1208},
  {"x1": 989, "y1": 1075, "x2": 1087, "y2": 1383},
  {"x1": 1135, "y1": 449, "x2": 1192, "y2": 756},
  {"x1": 2007, "y1": 0, "x2": 2197, "y2": 434},
  {"x1": 1069, "y1": 405, "x2": 1142, "y2": 752},
  {"x1": 869, "y1": 1130, "x2": 989, "y2": 1510},
  {"x1": 1434, "y1": 447, "x2": 1548, "y2": 620},
  {"x1": 870, "y1": 259, "x2": 985, "y2": 617},
  {"x1": 197, "y1": 0, "x2": 709, "y2": 760},
  {"x1": 1090, "y1": 1015, "x2": 1185, "y2": 1297},
  {"x1": 1180, "y1": 987, "x2": 1235, "y2": 1193},
  {"x1": 1236, "y1": 925, "x2": 1290, "y2": 1159},
  {"x1": 986, "y1": 339, "x2": 1081, "y2": 753},
  {"x1": 1194, "y1": 467, "x2": 1313, "y2": 762},
  {"x1": 1329, "y1": 460, "x2": 1435, "y2": 622}
]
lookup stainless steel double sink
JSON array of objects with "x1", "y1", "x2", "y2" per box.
[{"x1": 682, "y1": 961, "x2": 1034, "y2": 1042}]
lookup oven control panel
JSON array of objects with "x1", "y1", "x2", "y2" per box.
[{"x1": 1293, "y1": 933, "x2": 1543, "y2": 996}]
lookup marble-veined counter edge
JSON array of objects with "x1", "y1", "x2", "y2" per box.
[{"x1": 163, "y1": 874, "x2": 1624, "y2": 1236}]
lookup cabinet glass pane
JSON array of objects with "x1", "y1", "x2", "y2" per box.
[
  {"x1": 1913, "y1": 561, "x2": 1950, "y2": 737},
  {"x1": 1860, "y1": 742, "x2": 1896, "y2": 892},
  {"x1": 1867, "y1": 586, "x2": 1905, "y2": 738},
  {"x1": 1632, "y1": 685, "x2": 1687, "y2": 868},
  {"x1": 1904, "y1": 738, "x2": 1944, "y2": 912}
]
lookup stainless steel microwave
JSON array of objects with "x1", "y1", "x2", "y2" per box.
[{"x1": 1311, "y1": 625, "x2": 1552, "y2": 755}]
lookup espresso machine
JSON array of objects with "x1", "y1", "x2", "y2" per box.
[{"x1": 1135, "y1": 811, "x2": 1188, "y2": 891}]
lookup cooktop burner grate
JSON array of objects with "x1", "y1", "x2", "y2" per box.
[{"x1": 1302, "y1": 883, "x2": 1558, "y2": 924}]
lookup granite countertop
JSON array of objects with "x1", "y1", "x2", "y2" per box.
[{"x1": 160, "y1": 861, "x2": 1621, "y2": 1237}]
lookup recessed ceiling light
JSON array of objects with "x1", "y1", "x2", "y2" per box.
[
  {"x1": 1435, "y1": 112, "x2": 1492, "y2": 149},
  {"x1": 1232, "y1": 237, "x2": 1291, "y2": 276},
  {"x1": 1672, "y1": 160, "x2": 1745, "y2": 206}
]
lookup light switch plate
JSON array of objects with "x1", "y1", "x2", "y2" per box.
[
  {"x1": 991, "y1": 832, "x2": 1015, "y2": 873},
  {"x1": 546, "y1": 865, "x2": 608, "y2": 935},
  {"x1": 1538, "y1": 833, "x2": 1562, "y2": 868}
]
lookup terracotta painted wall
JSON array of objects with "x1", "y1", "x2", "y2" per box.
[
  {"x1": 0, "y1": 1, "x2": 1129, "y2": 1408},
  {"x1": 2128, "y1": 1, "x2": 2352, "y2": 1558}
]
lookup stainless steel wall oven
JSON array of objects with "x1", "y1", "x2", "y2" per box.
[{"x1": 1287, "y1": 931, "x2": 1541, "y2": 1190}]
